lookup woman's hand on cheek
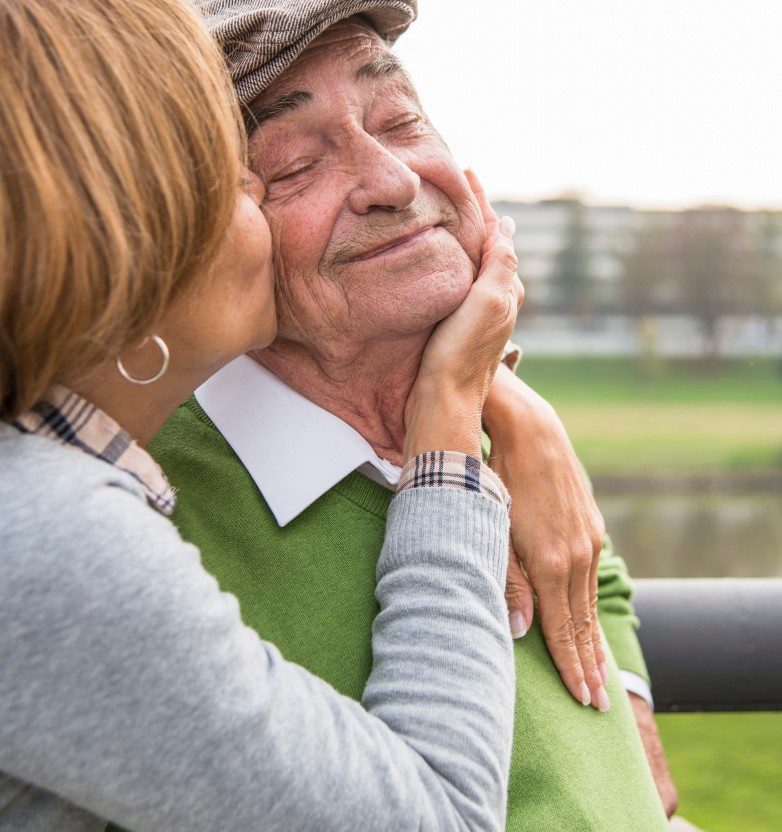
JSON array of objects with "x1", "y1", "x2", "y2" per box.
[
  {"x1": 463, "y1": 168, "x2": 496, "y2": 255},
  {"x1": 483, "y1": 364, "x2": 611, "y2": 712},
  {"x1": 404, "y1": 173, "x2": 523, "y2": 462}
]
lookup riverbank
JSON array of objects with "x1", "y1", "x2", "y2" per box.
[{"x1": 593, "y1": 469, "x2": 782, "y2": 494}]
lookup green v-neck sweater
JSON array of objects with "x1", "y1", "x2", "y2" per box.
[{"x1": 149, "y1": 398, "x2": 667, "y2": 831}]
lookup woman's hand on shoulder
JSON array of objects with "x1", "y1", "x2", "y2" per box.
[{"x1": 484, "y1": 364, "x2": 610, "y2": 712}]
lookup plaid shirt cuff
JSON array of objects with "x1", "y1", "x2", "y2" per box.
[{"x1": 397, "y1": 451, "x2": 510, "y2": 510}]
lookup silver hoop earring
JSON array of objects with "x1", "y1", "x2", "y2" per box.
[{"x1": 115, "y1": 335, "x2": 170, "y2": 385}]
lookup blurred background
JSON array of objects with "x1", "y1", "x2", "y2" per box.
[{"x1": 398, "y1": 2, "x2": 781, "y2": 830}]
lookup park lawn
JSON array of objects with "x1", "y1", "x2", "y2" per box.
[
  {"x1": 517, "y1": 357, "x2": 782, "y2": 474},
  {"x1": 517, "y1": 356, "x2": 782, "y2": 405},
  {"x1": 658, "y1": 713, "x2": 782, "y2": 832}
]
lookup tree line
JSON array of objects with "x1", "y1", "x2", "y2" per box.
[{"x1": 542, "y1": 200, "x2": 782, "y2": 353}]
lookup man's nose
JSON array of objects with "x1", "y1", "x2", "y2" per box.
[{"x1": 346, "y1": 134, "x2": 420, "y2": 214}]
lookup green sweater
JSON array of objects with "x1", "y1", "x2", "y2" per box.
[{"x1": 150, "y1": 398, "x2": 667, "y2": 831}]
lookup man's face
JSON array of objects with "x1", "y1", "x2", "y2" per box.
[{"x1": 247, "y1": 19, "x2": 485, "y2": 348}]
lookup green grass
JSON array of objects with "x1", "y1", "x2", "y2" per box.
[
  {"x1": 519, "y1": 356, "x2": 782, "y2": 405},
  {"x1": 517, "y1": 357, "x2": 782, "y2": 474},
  {"x1": 658, "y1": 713, "x2": 782, "y2": 832}
]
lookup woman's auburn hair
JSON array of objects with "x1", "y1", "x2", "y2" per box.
[{"x1": 0, "y1": 0, "x2": 245, "y2": 420}]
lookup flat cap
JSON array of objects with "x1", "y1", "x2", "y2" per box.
[{"x1": 196, "y1": 0, "x2": 417, "y2": 109}]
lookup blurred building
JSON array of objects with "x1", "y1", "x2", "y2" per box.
[
  {"x1": 493, "y1": 198, "x2": 640, "y2": 310},
  {"x1": 492, "y1": 197, "x2": 782, "y2": 356}
]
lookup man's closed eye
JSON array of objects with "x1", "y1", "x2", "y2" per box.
[
  {"x1": 383, "y1": 115, "x2": 424, "y2": 134},
  {"x1": 271, "y1": 161, "x2": 317, "y2": 184}
]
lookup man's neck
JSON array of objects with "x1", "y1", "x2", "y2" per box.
[{"x1": 250, "y1": 332, "x2": 431, "y2": 467}]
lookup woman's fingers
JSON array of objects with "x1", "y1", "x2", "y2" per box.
[
  {"x1": 536, "y1": 577, "x2": 591, "y2": 707},
  {"x1": 465, "y1": 168, "x2": 499, "y2": 235},
  {"x1": 464, "y1": 224, "x2": 521, "y2": 348},
  {"x1": 513, "y1": 271, "x2": 525, "y2": 311},
  {"x1": 535, "y1": 553, "x2": 609, "y2": 712},
  {"x1": 589, "y1": 549, "x2": 608, "y2": 687},
  {"x1": 464, "y1": 168, "x2": 522, "y2": 316},
  {"x1": 478, "y1": 223, "x2": 519, "y2": 293},
  {"x1": 505, "y1": 543, "x2": 534, "y2": 639},
  {"x1": 569, "y1": 553, "x2": 610, "y2": 712}
]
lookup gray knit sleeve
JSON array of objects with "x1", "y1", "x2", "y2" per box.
[{"x1": 0, "y1": 458, "x2": 514, "y2": 832}]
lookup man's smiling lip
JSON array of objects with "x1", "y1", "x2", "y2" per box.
[{"x1": 346, "y1": 225, "x2": 440, "y2": 263}]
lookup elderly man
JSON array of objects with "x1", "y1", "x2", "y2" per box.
[{"x1": 150, "y1": 2, "x2": 675, "y2": 829}]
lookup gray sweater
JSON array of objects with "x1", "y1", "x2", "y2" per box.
[{"x1": 0, "y1": 425, "x2": 514, "y2": 832}]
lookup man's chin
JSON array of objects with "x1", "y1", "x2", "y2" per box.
[{"x1": 374, "y1": 266, "x2": 473, "y2": 337}]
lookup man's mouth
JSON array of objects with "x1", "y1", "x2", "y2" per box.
[{"x1": 346, "y1": 224, "x2": 441, "y2": 263}]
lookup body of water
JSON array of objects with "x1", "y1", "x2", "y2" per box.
[{"x1": 599, "y1": 491, "x2": 782, "y2": 579}]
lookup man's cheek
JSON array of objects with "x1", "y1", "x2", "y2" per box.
[{"x1": 267, "y1": 209, "x2": 322, "y2": 276}]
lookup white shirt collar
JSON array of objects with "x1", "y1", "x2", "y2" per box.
[{"x1": 195, "y1": 355, "x2": 401, "y2": 527}]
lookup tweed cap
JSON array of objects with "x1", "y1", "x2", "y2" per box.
[{"x1": 196, "y1": 0, "x2": 418, "y2": 110}]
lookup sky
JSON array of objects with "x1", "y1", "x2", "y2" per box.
[{"x1": 394, "y1": 0, "x2": 782, "y2": 210}]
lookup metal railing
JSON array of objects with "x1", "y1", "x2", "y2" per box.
[{"x1": 634, "y1": 578, "x2": 782, "y2": 712}]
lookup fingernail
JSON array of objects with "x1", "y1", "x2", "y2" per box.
[
  {"x1": 599, "y1": 662, "x2": 609, "y2": 686},
  {"x1": 595, "y1": 686, "x2": 611, "y2": 712},
  {"x1": 509, "y1": 612, "x2": 527, "y2": 639},
  {"x1": 499, "y1": 215, "x2": 516, "y2": 238},
  {"x1": 579, "y1": 683, "x2": 591, "y2": 707}
]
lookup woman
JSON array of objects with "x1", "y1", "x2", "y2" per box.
[{"x1": 0, "y1": 1, "x2": 522, "y2": 831}]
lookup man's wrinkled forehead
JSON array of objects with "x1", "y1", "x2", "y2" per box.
[{"x1": 245, "y1": 18, "x2": 412, "y2": 129}]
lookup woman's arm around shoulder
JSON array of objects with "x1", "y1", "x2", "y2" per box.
[{"x1": 0, "y1": 450, "x2": 514, "y2": 832}]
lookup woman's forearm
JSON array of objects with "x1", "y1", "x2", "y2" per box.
[{"x1": 364, "y1": 486, "x2": 515, "y2": 830}]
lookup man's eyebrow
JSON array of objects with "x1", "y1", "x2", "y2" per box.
[
  {"x1": 355, "y1": 52, "x2": 407, "y2": 81},
  {"x1": 245, "y1": 90, "x2": 313, "y2": 130}
]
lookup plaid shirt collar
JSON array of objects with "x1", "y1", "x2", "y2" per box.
[{"x1": 12, "y1": 385, "x2": 175, "y2": 515}]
